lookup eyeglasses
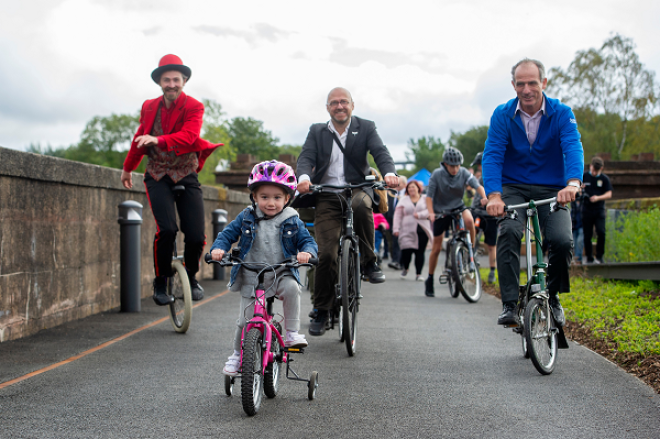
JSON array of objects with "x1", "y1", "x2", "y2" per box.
[{"x1": 327, "y1": 99, "x2": 352, "y2": 108}]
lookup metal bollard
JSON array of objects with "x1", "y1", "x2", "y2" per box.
[
  {"x1": 118, "y1": 201, "x2": 143, "y2": 312},
  {"x1": 212, "y1": 209, "x2": 228, "y2": 280}
]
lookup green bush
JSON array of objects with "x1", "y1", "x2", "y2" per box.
[{"x1": 605, "y1": 207, "x2": 660, "y2": 262}]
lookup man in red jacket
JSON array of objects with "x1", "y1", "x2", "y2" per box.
[{"x1": 121, "y1": 54, "x2": 222, "y2": 305}]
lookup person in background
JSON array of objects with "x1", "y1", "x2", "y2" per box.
[
  {"x1": 393, "y1": 180, "x2": 433, "y2": 282},
  {"x1": 582, "y1": 156, "x2": 612, "y2": 264},
  {"x1": 571, "y1": 191, "x2": 585, "y2": 265},
  {"x1": 469, "y1": 152, "x2": 498, "y2": 283},
  {"x1": 386, "y1": 176, "x2": 408, "y2": 271},
  {"x1": 373, "y1": 212, "x2": 390, "y2": 266}
]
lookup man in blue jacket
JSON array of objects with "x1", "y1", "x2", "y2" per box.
[{"x1": 483, "y1": 58, "x2": 584, "y2": 327}]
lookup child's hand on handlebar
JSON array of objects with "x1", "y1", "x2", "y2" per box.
[
  {"x1": 297, "y1": 252, "x2": 312, "y2": 264},
  {"x1": 211, "y1": 249, "x2": 225, "y2": 261}
]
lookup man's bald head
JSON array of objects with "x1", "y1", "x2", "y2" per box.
[{"x1": 327, "y1": 87, "x2": 353, "y2": 103}]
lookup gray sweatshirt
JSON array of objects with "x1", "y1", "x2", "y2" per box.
[
  {"x1": 230, "y1": 206, "x2": 298, "y2": 298},
  {"x1": 427, "y1": 164, "x2": 480, "y2": 214}
]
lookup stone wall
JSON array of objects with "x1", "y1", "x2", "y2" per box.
[{"x1": 0, "y1": 147, "x2": 250, "y2": 342}]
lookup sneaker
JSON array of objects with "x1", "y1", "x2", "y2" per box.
[
  {"x1": 152, "y1": 278, "x2": 174, "y2": 306},
  {"x1": 223, "y1": 353, "x2": 240, "y2": 376},
  {"x1": 364, "y1": 262, "x2": 386, "y2": 284},
  {"x1": 424, "y1": 276, "x2": 434, "y2": 297},
  {"x1": 497, "y1": 302, "x2": 517, "y2": 325},
  {"x1": 309, "y1": 309, "x2": 328, "y2": 336},
  {"x1": 189, "y1": 277, "x2": 204, "y2": 301},
  {"x1": 387, "y1": 262, "x2": 401, "y2": 270},
  {"x1": 400, "y1": 269, "x2": 408, "y2": 279},
  {"x1": 415, "y1": 274, "x2": 423, "y2": 282},
  {"x1": 285, "y1": 331, "x2": 308, "y2": 348},
  {"x1": 487, "y1": 270, "x2": 496, "y2": 284}
]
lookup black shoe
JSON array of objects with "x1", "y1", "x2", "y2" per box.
[
  {"x1": 363, "y1": 262, "x2": 386, "y2": 284},
  {"x1": 424, "y1": 276, "x2": 434, "y2": 297},
  {"x1": 308, "y1": 308, "x2": 318, "y2": 320},
  {"x1": 497, "y1": 302, "x2": 517, "y2": 325},
  {"x1": 309, "y1": 309, "x2": 328, "y2": 336},
  {"x1": 549, "y1": 295, "x2": 565, "y2": 327},
  {"x1": 153, "y1": 278, "x2": 174, "y2": 306},
  {"x1": 190, "y1": 278, "x2": 204, "y2": 301},
  {"x1": 387, "y1": 262, "x2": 401, "y2": 270}
]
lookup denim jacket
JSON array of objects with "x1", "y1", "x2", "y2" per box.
[{"x1": 210, "y1": 206, "x2": 318, "y2": 286}]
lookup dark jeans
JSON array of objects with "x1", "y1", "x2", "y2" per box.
[
  {"x1": 313, "y1": 190, "x2": 374, "y2": 311},
  {"x1": 497, "y1": 185, "x2": 573, "y2": 304},
  {"x1": 400, "y1": 225, "x2": 429, "y2": 275},
  {"x1": 582, "y1": 209, "x2": 606, "y2": 262},
  {"x1": 144, "y1": 173, "x2": 206, "y2": 279}
]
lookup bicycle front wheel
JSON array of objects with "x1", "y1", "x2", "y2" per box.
[
  {"x1": 340, "y1": 239, "x2": 359, "y2": 356},
  {"x1": 525, "y1": 297, "x2": 558, "y2": 375},
  {"x1": 241, "y1": 328, "x2": 265, "y2": 416},
  {"x1": 168, "y1": 259, "x2": 192, "y2": 333},
  {"x1": 451, "y1": 241, "x2": 482, "y2": 303}
]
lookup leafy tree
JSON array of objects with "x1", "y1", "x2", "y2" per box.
[
  {"x1": 405, "y1": 136, "x2": 445, "y2": 173},
  {"x1": 226, "y1": 116, "x2": 280, "y2": 161},
  {"x1": 547, "y1": 34, "x2": 657, "y2": 156},
  {"x1": 448, "y1": 125, "x2": 488, "y2": 166},
  {"x1": 199, "y1": 99, "x2": 233, "y2": 185}
]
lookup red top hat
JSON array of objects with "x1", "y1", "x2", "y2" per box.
[{"x1": 151, "y1": 54, "x2": 192, "y2": 84}]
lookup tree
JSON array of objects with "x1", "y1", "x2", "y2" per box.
[
  {"x1": 226, "y1": 117, "x2": 280, "y2": 161},
  {"x1": 405, "y1": 136, "x2": 445, "y2": 173},
  {"x1": 199, "y1": 99, "x2": 233, "y2": 185},
  {"x1": 547, "y1": 34, "x2": 657, "y2": 156},
  {"x1": 448, "y1": 125, "x2": 488, "y2": 166}
]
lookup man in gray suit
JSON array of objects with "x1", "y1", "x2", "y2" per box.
[{"x1": 296, "y1": 87, "x2": 398, "y2": 336}]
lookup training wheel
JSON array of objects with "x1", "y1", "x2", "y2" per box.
[
  {"x1": 224, "y1": 375, "x2": 234, "y2": 397},
  {"x1": 308, "y1": 371, "x2": 319, "y2": 400}
]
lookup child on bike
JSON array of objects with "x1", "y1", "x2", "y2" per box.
[
  {"x1": 424, "y1": 147, "x2": 486, "y2": 297},
  {"x1": 210, "y1": 160, "x2": 318, "y2": 376}
]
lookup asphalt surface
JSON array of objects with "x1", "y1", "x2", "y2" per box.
[{"x1": 1, "y1": 253, "x2": 659, "y2": 439}]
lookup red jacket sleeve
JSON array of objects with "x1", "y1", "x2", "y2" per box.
[{"x1": 122, "y1": 101, "x2": 149, "y2": 172}]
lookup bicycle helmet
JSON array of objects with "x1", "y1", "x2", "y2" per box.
[
  {"x1": 442, "y1": 147, "x2": 464, "y2": 166},
  {"x1": 470, "y1": 152, "x2": 483, "y2": 167},
  {"x1": 247, "y1": 160, "x2": 297, "y2": 195}
]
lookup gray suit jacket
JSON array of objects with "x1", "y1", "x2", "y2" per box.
[{"x1": 296, "y1": 116, "x2": 396, "y2": 204}]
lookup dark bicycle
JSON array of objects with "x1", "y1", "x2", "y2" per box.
[
  {"x1": 308, "y1": 176, "x2": 389, "y2": 356},
  {"x1": 437, "y1": 208, "x2": 482, "y2": 303}
]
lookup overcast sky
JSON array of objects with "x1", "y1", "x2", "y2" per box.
[{"x1": 2, "y1": 0, "x2": 660, "y2": 162}]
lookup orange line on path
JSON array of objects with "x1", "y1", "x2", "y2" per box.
[{"x1": 0, "y1": 289, "x2": 230, "y2": 390}]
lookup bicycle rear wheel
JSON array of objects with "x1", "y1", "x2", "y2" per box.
[
  {"x1": 168, "y1": 259, "x2": 192, "y2": 333},
  {"x1": 525, "y1": 297, "x2": 558, "y2": 375},
  {"x1": 241, "y1": 328, "x2": 264, "y2": 416},
  {"x1": 340, "y1": 239, "x2": 359, "y2": 356},
  {"x1": 451, "y1": 240, "x2": 482, "y2": 303}
]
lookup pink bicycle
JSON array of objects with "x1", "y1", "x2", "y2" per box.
[{"x1": 205, "y1": 252, "x2": 319, "y2": 416}]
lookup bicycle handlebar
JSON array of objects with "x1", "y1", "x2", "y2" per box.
[
  {"x1": 504, "y1": 197, "x2": 558, "y2": 212},
  {"x1": 309, "y1": 180, "x2": 390, "y2": 193},
  {"x1": 204, "y1": 253, "x2": 318, "y2": 271}
]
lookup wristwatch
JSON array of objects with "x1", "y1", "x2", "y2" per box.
[{"x1": 567, "y1": 181, "x2": 581, "y2": 189}]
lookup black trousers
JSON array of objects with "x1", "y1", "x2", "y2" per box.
[
  {"x1": 497, "y1": 185, "x2": 573, "y2": 304},
  {"x1": 582, "y1": 209, "x2": 606, "y2": 262},
  {"x1": 313, "y1": 190, "x2": 375, "y2": 311},
  {"x1": 400, "y1": 225, "x2": 429, "y2": 275},
  {"x1": 144, "y1": 173, "x2": 206, "y2": 279}
]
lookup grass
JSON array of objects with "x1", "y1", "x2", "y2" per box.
[{"x1": 480, "y1": 267, "x2": 660, "y2": 392}]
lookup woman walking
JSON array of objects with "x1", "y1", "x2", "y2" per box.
[{"x1": 393, "y1": 180, "x2": 433, "y2": 281}]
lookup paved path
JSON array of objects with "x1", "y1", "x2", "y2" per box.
[{"x1": 1, "y1": 256, "x2": 659, "y2": 438}]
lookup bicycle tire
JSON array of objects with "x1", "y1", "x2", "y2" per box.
[
  {"x1": 340, "y1": 239, "x2": 359, "y2": 356},
  {"x1": 241, "y1": 328, "x2": 264, "y2": 416},
  {"x1": 525, "y1": 297, "x2": 558, "y2": 375},
  {"x1": 446, "y1": 247, "x2": 459, "y2": 298},
  {"x1": 451, "y1": 240, "x2": 482, "y2": 303},
  {"x1": 335, "y1": 298, "x2": 344, "y2": 342},
  {"x1": 518, "y1": 287, "x2": 530, "y2": 359},
  {"x1": 264, "y1": 323, "x2": 282, "y2": 399},
  {"x1": 224, "y1": 375, "x2": 233, "y2": 397},
  {"x1": 168, "y1": 259, "x2": 193, "y2": 333}
]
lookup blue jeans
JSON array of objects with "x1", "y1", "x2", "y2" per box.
[
  {"x1": 375, "y1": 230, "x2": 383, "y2": 252},
  {"x1": 573, "y1": 228, "x2": 584, "y2": 263}
]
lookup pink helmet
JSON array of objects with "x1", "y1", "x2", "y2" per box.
[{"x1": 247, "y1": 160, "x2": 297, "y2": 194}]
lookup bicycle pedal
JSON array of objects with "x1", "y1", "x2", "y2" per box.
[
  {"x1": 438, "y1": 275, "x2": 448, "y2": 285},
  {"x1": 504, "y1": 323, "x2": 520, "y2": 329},
  {"x1": 511, "y1": 326, "x2": 523, "y2": 334},
  {"x1": 284, "y1": 347, "x2": 305, "y2": 354}
]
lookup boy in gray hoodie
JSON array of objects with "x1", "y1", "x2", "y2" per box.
[{"x1": 210, "y1": 160, "x2": 318, "y2": 376}]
